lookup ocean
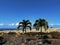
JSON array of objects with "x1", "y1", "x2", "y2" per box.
[{"x1": 0, "y1": 25, "x2": 60, "y2": 30}]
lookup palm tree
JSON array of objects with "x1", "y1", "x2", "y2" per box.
[
  {"x1": 38, "y1": 18, "x2": 48, "y2": 32},
  {"x1": 34, "y1": 18, "x2": 48, "y2": 32},
  {"x1": 33, "y1": 18, "x2": 48, "y2": 34},
  {"x1": 17, "y1": 20, "x2": 32, "y2": 33}
]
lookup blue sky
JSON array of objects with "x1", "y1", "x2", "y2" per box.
[{"x1": 0, "y1": 0, "x2": 60, "y2": 28}]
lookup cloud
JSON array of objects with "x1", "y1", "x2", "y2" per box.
[
  {"x1": 0, "y1": 23, "x2": 4, "y2": 26},
  {"x1": 49, "y1": 24, "x2": 54, "y2": 26},
  {"x1": 8, "y1": 22, "x2": 20, "y2": 26},
  {"x1": 9, "y1": 23, "x2": 15, "y2": 26},
  {"x1": 16, "y1": 22, "x2": 19, "y2": 26},
  {"x1": 49, "y1": 23, "x2": 60, "y2": 26},
  {"x1": 15, "y1": 22, "x2": 22, "y2": 26}
]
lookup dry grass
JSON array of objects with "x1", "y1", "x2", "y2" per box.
[{"x1": 0, "y1": 28, "x2": 60, "y2": 34}]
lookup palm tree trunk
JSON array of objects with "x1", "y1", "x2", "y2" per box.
[
  {"x1": 41, "y1": 27, "x2": 42, "y2": 33},
  {"x1": 25, "y1": 28, "x2": 26, "y2": 34}
]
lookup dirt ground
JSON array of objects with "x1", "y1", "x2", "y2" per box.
[
  {"x1": 41, "y1": 39, "x2": 60, "y2": 45},
  {"x1": 2, "y1": 39, "x2": 60, "y2": 45}
]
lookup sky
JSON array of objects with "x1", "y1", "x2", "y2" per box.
[{"x1": 0, "y1": 0, "x2": 60, "y2": 28}]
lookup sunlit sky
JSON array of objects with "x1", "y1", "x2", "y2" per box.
[{"x1": 0, "y1": 0, "x2": 60, "y2": 28}]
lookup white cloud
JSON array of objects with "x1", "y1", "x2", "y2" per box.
[
  {"x1": 15, "y1": 22, "x2": 22, "y2": 26},
  {"x1": 49, "y1": 24, "x2": 54, "y2": 26},
  {"x1": 8, "y1": 22, "x2": 21, "y2": 26},
  {"x1": 16, "y1": 22, "x2": 19, "y2": 26},
  {"x1": 9, "y1": 23, "x2": 15, "y2": 26},
  {"x1": 49, "y1": 23, "x2": 60, "y2": 26},
  {"x1": 0, "y1": 23, "x2": 4, "y2": 26}
]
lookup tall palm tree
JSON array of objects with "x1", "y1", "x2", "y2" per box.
[
  {"x1": 38, "y1": 18, "x2": 48, "y2": 32},
  {"x1": 17, "y1": 20, "x2": 32, "y2": 33},
  {"x1": 34, "y1": 18, "x2": 48, "y2": 32}
]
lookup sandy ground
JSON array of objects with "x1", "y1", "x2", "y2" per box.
[{"x1": 0, "y1": 28, "x2": 60, "y2": 33}]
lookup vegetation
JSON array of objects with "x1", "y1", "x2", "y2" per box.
[
  {"x1": 33, "y1": 18, "x2": 49, "y2": 32},
  {"x1": 17, "y1": 20, "x2": 32, "y2": 33},
  {"x1": 17, "y1": 18, "x2": 48, "y2": 32}
]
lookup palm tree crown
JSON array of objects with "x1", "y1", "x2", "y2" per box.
[
  {"x1": 33, "y1": 18, "x2": 48, "y2": 32},
  {"x1": 17, "y1": 20, "x2": 32, "y2": 33}
]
